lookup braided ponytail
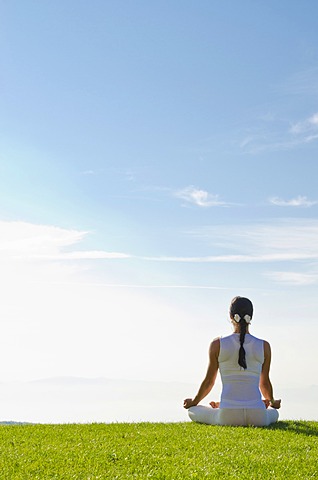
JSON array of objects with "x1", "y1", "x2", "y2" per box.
[
  {"x1": 229, "y1": 296, "x2": 253, "y2": 370},
  {"x1": 238, "y1": 318, "x2": 247, "y2": 369}
]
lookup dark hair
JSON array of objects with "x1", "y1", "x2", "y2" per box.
[{"x1": 229, "y1": 296, "x2": 253, "y2": 369}]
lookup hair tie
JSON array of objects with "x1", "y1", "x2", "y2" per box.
[
  {"x1": 244, "y1": 314, "x2": 251, "y2": 324},
  {"x1": 233, "y1": 314, "x2": 251, "y2": 324}
]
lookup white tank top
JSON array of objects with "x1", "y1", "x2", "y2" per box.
[{"x1": 218, "y1": 333, "x2": 265, "y2": 409}]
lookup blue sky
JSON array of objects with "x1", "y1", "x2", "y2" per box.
[{"x1": 1, "y1": 1, "x2": 318, "y2": 421}]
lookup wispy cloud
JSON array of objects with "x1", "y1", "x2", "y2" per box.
[
  {"x1": 289, "y1": 113, "x2": 318, "y2": 143},
  {"x1": 188, "y1": 219, "x2": 318, "y2": 253},
  {"x1": 265, "y1": 271, "x2": 318, "y2": 286},
  {"x1": 143, "y1": 252, "x2": 318, "y2": 263},
  {"x1": 174, "y1": 186, "x2": 229, "y2": 207},
  {"x1": 0, "y1": 221, "x2": 85, "y2": 253},
  {"x1": 144, "y1": 219, "x2": 318, "y2": 266},
  {"x1": 269, "y1": 195, "x2": 317, "y2": 207},
  {"x1": 138, "y1": 219, "x2": 318, "y2": 286},
  {"x1": 240, "y1": 110, "x2": 318, "y2": 154},
  {"x1": 0, "y1": 221, "x2": 131, "y2": 262}
]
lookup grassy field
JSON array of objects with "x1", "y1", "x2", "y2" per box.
[{"x1": 0, "y1": 421, "x2": 317, "y2": 479}]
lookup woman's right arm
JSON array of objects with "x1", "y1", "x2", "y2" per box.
[
  {"x1": 259, "y1": 340, "x2": 281, "y2": 409},
  {"x1": 183, "y1": 338, "x2": 220, "y2": 409}
]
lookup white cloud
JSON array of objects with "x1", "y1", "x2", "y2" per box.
[
  {"x1": 309, "y1": 113, "x2": 318, "y2": 125},
  {"x1": 190, "y1": 219, "x2": 318, "y2": 253},
  {"x1": 0, "y1": 221, "x2": 131, "y2": 261},
  {"x1": 286, "y1": 112, "x2": 318, "y2": 145},
  {"x1": 174, "y1": 186, "x2": 228, "y2": 207},
  {"x1": 290, "y1": 112, "x2": 318, "y2": 135},
  {"x1": 304, "y1": 133, "x2": 318, "y2": 143},
  {"x1": 240, "y1": 110, "x2": 318, "y2": 154},
  {"x1": 239, "y1": 136, "x2": 255, "y2": 148},
  {"x1": 143, "y1": 252, "x2": 318, "y2": 263},
  {"x1": 269, "y1": 195, "x2": 317, "y2": 207},
  {"x1": 265, "y1": 271, "x2": 318, "y2": 286},
  {"x1": 0, "y1": 221, "x2": 85, "y2": 253}
]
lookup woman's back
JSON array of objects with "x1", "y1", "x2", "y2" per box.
[{"x1": 219, "y1": 333, "x2": 265, "y2": 409}]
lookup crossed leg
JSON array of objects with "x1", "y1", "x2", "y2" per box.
[{"x1": 188, "y1": 405, "x2": 279, "y2": 426}]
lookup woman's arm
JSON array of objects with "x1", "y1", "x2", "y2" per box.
[
  {"x1": 259, "y1": 341, "x2": 281, "y2": 409},
  {"x1": 183, "y1": 338, "x2": 220, "y2": 409}
]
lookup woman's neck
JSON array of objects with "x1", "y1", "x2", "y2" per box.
[{"x1": 233, "y1": 327, "x2": 250, "y2": 334}]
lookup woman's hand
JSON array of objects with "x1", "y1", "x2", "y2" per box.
[
  {"x1": 270, "y1": 399, "x2": 281, "y2": 409},
  {"x1": 263, "y1": 398, "x2": 281, "y2": 409},
  {"x1": 183, "y1": 398, "x2": 197, "y2": 409}
]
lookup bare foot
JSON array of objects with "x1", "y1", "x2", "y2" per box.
[{"x1": 209, "y1": 401, "x2": 220, "y2": 409}]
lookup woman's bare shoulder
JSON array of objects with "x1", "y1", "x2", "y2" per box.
[
  {"x1": 209, "y1": 337, "x2": 221, "y2": 356},
  {"x1": 210, "y1": 336, "x2": 221, "y2": 346}
]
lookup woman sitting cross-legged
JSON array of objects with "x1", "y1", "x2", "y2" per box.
[{"x1": 183, "y1": 296, "x2": 281, "y2": 427}]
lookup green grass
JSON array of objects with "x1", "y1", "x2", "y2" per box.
[{"x1": 0, "y1": 421, "x2": 317, "y2": 479}]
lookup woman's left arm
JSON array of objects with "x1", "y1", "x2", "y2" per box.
[
  {"x1": 183, "y1": 338, "x2": 220, "y2": 409},
  {"x1": 260, "y1": 341, "x2": 281, "y2": 409}
]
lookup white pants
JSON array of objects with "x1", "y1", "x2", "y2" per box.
[{"x1": 188, "y1": 405, "x2": 279, "y2": 427}]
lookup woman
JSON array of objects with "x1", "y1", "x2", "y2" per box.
[{"x1": 184, "y1": 296, "x2": 281, "y2": 426}]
